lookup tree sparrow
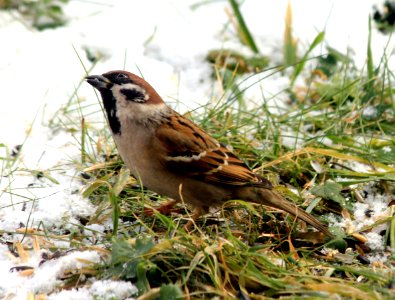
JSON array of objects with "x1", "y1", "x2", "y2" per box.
[{"x1": 86, "y1": 70, "x2": 331, "y2": 236}]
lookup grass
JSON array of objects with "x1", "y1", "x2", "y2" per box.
[
  {"x1": 0, "y1": 0, "x2": 69, "y2": 30},
  {"x1": 1, "y1": 2, "x2": 395, "y2": 299}
]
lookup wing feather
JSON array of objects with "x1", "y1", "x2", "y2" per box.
[{"x1": 154, "y1": 114, "x2": 272, "y2": 189}]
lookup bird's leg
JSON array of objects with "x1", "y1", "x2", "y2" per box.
[
  {"x1": 183, "y1": 206, "x2": 208, "y2": 230},
  {"x1": 144, "y1": 199, "x2": 180, "y2": 216}
]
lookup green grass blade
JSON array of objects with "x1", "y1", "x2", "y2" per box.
[
  {"x1": 228, "y1": 0, "x2": 259, "y2": 53},
  {"x1": 366, "y1": 15, "x2": 375, "y2": 96},
  {"x1": 290, "y1": 31, "x2": 325, "y2": 86}
]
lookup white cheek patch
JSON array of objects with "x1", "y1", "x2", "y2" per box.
[
  {"x1": 136, "y1": 102, "x2": 168, "y2": 115},
  {"x1": 116, "y1": 100, "x2": 169, "y2": 124}
]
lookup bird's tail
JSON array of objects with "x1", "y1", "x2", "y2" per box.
[{"x1": 243, "y1": 187, "x2": 332, "y2": 236}]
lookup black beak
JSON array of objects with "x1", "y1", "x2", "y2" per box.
[{"x1": 85, "y1": 75, "x2": 112, "y2": 90}]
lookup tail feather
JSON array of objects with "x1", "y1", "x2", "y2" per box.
[{"x1": 254, "y1": 188, "x2": 332, "y2": 236}]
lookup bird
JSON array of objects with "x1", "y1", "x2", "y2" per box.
[{"x1": 86, "y1": 70, "x2": 331, "y2": 236}]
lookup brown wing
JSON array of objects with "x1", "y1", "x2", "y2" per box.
[{"x1": 154, "y1": 114, "x2": 272, "y2": 189}]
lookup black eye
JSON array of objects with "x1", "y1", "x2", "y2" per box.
[
  {"x1": 105, "y1": 72, "x2": 132, "y2": 84},
  {"x1": 116, "y1": 73, "x2": 128, "y2": 79}
]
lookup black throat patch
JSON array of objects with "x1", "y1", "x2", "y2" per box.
[{"x1": 100, "y1": 89, "x2": 121, "y2": 135}]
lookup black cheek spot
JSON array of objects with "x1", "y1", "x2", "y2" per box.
[{"x1": 120, "y1": 88, "x2": 145, "y2": 102}]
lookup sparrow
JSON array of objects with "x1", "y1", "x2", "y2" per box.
[{"x1": 86, "y1": 70, "x2": 331, "y2": 236}]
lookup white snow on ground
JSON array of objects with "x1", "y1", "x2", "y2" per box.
[
  {"x1": 48, "y1": 279, "x2": 138, "y2": 300},
  {"x1": 0, "y1": 0, "x2": 393, "y2": 298},
  {"x1": 0, "y1": 249, "x2": 104, "y2": 299}
]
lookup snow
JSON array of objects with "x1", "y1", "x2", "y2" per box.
[
  {"x1": 0, "y1": 0, "x2": 394, "y2": 297},
  {"x1": 382, "y1": 146, "x2": 392, "y2": 153},
  {"x1": 0, "y1": 250, "x2": 104, "y2": 299},
  {"x1": 48, "y1": 280, "x2": 138, "y2": 300},
  {"x1": 362, "y1": 105, "x2": 379, "y2": 119}
]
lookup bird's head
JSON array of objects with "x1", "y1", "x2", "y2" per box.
[
  {"x1": 86, "y1": 70, "x2": 164, "y2": 105},
  {"x1": 86, "y1": 70, "x2": 167, "y2": 134}
]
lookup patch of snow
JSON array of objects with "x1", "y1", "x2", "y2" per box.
[
  {"x1": 362, "y1": 105, "x2": 379, "y2": 120},
  {"x1": 344, "y1": 160, "x2": 375, "y2": 173},
  {"x1": 382, "y1": 146, "x2": 392, "y2": 153},
  {"x1": 366, "y1": 253, "x2": 391, "y2": 264},
  {"x1": 48, "y1": 288, "x2": 93, "y2": 300},
  {"x1": 48, "y1": 279, "x2": 138, "y2": 300},
  {"x1": 0, "y1": 250, "x2": 104, "y2": 299},
  {"x1": 364, "y1": 232, "x2": 385, "y2": 251},
  {"x1": 89, "y1": 280, "x2": 138, "y2": 300},
  {"x1": 280, "y1": 126, "x2": 305, "y2": 149}
]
